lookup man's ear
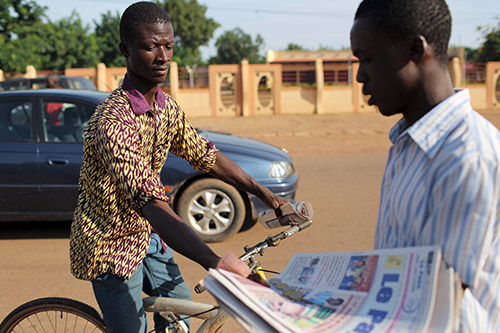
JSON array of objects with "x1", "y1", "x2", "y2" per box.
[
  {"x1": 409, "y1": 35, "x2": 429, "y2": 62},
  {"x1": 119, "y1": 42, "x2": 129, "y2": 57}
]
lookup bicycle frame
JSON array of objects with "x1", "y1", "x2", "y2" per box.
[
  {"x1": 143, "y1": 297, "x2": 229, "y2": 332},
  {"x1": 143, "y1": 220, "x2": 313, "y2": 332}
]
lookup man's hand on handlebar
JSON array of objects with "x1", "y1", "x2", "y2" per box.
[
  {"x1": 266, "y1": 196, "x2": 295, "y2": 226},
  {"x1": 217, "y1": 252, "x2": 270, "y2": 287},
  {"x1": 216, "y1": 251, "x2": 250, "y2": 276},
  {"x1": 200, "y1": 251, "x2": 270, "y2": 288}
]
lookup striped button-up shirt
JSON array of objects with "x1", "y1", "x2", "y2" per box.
[
  {"x1": 374, "y1": 89, "x2": 500, "y2": 332},
  {"x1": 70, "y1": 76, "x2": 218, "y2": 281}
]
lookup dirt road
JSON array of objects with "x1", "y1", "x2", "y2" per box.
[{"x1": 1, "y1": 110, "x2": 499, "y2": 331}]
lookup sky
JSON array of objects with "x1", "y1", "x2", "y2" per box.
[{"x1": 36, "y1": 0, "x2": 500, "y2": 60}]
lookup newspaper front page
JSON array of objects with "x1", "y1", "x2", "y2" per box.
[{"x1": 204, "y1": 246, "x2": 452, "y2": 333}]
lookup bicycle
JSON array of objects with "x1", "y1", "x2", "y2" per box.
[{"x1": 0, "y1": 219, "x2": 312, "y2": 333}]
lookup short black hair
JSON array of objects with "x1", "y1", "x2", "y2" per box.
[
  {"x1": 354, "y1": 0, "x2": 451, "y2": 65},
  {"x1": 120, "y1": 1, "x2": 171, "y2": 43}
]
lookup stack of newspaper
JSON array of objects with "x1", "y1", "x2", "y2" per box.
[{"x1": 203, "y1": 246, "x2": 462, "y2": 333}]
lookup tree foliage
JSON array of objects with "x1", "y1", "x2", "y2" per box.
[
  {"x1": 0, "y1": 0, "x2": 47, "y2": 72},
  {"x1": 464, "y1": 47, "x2": 479, "y2": 62},
  {"x1": 0, "y1": 21, "x2": 45, "y2": 72},
  {"x1": 0, "y1": 0, "x2": 271, "y2": 73},
  {"x1": 0, "y1": 0, "x2": 45, "y2": 39},
  {"x1": 0, "y1": 2, "x2": 101, "y2": 73},
  {"x1": 157, "y1": 0, "x2": 219, "y2": 66},
  {"x1": 285, "y1": 43, "x2": 305, "y2": 51},
  {"x1": 38, "y1": 12, "x2": 101, "y2": 70},
  {"x1": 0, "y1": 1, "x2": 355, "y2": 72},
  {"x1": 210, "y1": 28, "x2": 265, "y2": 64},
  {"x1": 94, "y1": 11, "x2": 125, "y2": 68},
  {"x1": 476, "y1": 18, "x2": 500, "y2": 62}
]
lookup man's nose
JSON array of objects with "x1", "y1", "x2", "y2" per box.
[
  {"x1": 157, "y1": 46, "x2": 170, "y2": 63},
  {"x1": 356, "y1": 66, "x2": 367, "y2": 83}
]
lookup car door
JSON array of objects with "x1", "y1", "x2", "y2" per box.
[
  {"x1": 38, "y1": 96, "x2": 95, "y2": 218},
  {"x1": 0, "y1": 96, "x2": 41, "y2": 220}
]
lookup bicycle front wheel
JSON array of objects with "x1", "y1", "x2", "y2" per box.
[{"x1": 0, "y1": 297, "x2": 107, "y2": 333}]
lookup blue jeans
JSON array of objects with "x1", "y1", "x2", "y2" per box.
[{"x1": 91, "y1": 233, "x2": 192, "y2": 332}]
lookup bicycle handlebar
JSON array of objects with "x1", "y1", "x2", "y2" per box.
[
  {"x1": 194, "y1": 219, "x2": 312, "y2": 294},
  {"x1": 239, "y1": 219, "x2": 312, "y2": 261}
]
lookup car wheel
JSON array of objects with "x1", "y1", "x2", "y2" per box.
[{"x1": 176, "y1": 178, "x2": 245, "y2": 243}]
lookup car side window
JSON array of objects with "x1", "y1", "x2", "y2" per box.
[
  {"x1": 0, "y1": 100, "x2": 33, "y2": 141},
  {"x1": 43, "y1": 99, "x2": 95, "y2": 143}
]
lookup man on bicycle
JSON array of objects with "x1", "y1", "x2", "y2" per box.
[
  {"x1": 69, "y1": 2, "x2": 288, "y2": 332},
  {"x1": 350, "y1": 0, "x2": 500, "y2": 331}
]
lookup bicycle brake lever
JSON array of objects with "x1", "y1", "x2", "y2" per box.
[
  {"x1": 298, "y1": 219, "x2": 313, "y2": 230},
  {"x1": 286, "y1": 219, "x2": 313, "y2": 234}
]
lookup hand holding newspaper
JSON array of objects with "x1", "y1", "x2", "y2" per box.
[{"x1": 203, "y1": 246, "x2": 461, "y2": 333}]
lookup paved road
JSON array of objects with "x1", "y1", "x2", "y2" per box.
[{"x1": 1, "y1": 110, "x2": 499, "y2": 331}]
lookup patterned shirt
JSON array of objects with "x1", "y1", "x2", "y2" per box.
[
  {"x1": 70, "y1": 76, "x2": 218, "y2": 281},
  {"x1": 374, "y1": 89, "x2": 500, "y2": 332}
]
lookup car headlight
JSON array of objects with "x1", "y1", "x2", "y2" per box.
[{"x1": 269, "y1": 160, "x2": 294, "y2": 179}]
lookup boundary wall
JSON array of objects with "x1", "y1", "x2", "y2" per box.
[{"x1": 2, "y1": 60, "x2": 499, "y2": 118}]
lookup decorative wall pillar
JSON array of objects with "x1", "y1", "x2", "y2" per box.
[
  {"x1": 169, "y1": 61, "x2": 179, "y2": 100},
  {"x1": 486, "y1": 62, "x2": 500, "y2": 110},
  {"x1": 25, "y1": 65, "x2": 37, "y2": 78},
  {"x1": 315, "y1": 58, "x2": 324, "y2": 114},
  {"x1": 209, "y1": 64, "x2": 241, "y2": 117},
  {"x1": 248, "y1": 64, "x2": 281, "y2": 116},
  {"x1": 449, "y1": 57, "x2": 462, "y2": 88},
  {"x1": 352, "y1": 62, "x2": 361, "y2": 112},
  {"x1": 97, "y1": 63, "x2": 107, "y2": 92},
  {"x1": 241, "y1": 59, "x2": 250, "y2": 117}
]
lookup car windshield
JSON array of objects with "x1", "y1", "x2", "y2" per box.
[
  {"x1": 0, "y1": 76, "x2": 96, "y2": 91},
  {"x1": 64, "y1": 77, "x2": 96, "y2": 90},
  {"x1": 0, "y1": 80, "x2": 30, "y2": 91}
]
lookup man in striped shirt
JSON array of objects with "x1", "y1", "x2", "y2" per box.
[{"x1": 351, "y1": 0, "x2": 500, "y2": 331}]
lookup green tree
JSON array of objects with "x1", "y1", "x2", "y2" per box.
[
  {"x1": 0, "y1": 0, "x2": 45, "y2": 39},
  {"x1": 37, "y1": 12, "x2": 101, "y2": 70},
  {"x1": 157, "y1": 0, "x2": 219, "y2": 66},
  {"x1": 464, "y1": 47, "x2": 479, "y2": 62},
  {"x1": 94, "y1": 11, "x2": 125, "y2": 67},
  {"x1": 210, "y1": 28, "x2": 265, "y2": 64},
  {"x1": 285, "y1": 43, "x2": 305, "y2": 51},
  {"x1": 317, "y1": 44, "x2": 335, "y2": 51},
  {"x1": 0, "y1": 23, "x2": 45, "y2": 72},
  {"x1": 0, "y1": 0, "x2": 47, "y2": 72},
  {"x1": 0, "y1": 7, "x2": 100, "y2": 72},
  {"x1": 476, "y1": 18, "x2": 500, "y2": 62}
]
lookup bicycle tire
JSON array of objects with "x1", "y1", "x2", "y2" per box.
[{"x1": 0, "y1": 297, "x2": 107, "y2": 333}]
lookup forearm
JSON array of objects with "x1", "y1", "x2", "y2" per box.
[{"x1": 142, "y1": 199, "x2": 220, "y2": 270}]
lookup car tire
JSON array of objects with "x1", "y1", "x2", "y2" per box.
[{"x1": 176, "y1": 178, "x2": 245, "y2": 243}]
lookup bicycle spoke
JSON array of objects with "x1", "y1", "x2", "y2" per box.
[
  {"x1": 44, "y1": 311, "x2": 55, "y2": 331},
  {"x1": 28, "y1": 314, "x2": 40, "y2": 332},
  {"x1": 0, "y1": 298, "x2": 107, "y2": 333},
  {"x1": 6, "y1": 310, "x2": 106, "y2": 332}
]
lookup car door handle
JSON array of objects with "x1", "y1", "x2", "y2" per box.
[{"x1": 45, "y1": 158, "x2": 69, "y2": 166}]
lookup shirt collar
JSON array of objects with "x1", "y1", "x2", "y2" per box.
[
  {"x1": 122, "y1": 75, "x2": 166, "y2": 115},
  {"x1": 389, "y1": 89, "x2": 471, "y2": 159}
]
